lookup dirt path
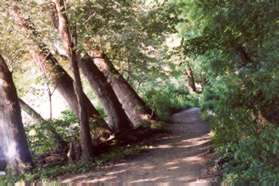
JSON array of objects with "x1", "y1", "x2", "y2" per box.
[{"x1": 61, "y1": 108, "x2": 218, "y2": 185}]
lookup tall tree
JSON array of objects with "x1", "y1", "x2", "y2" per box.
[
  {"x1": 50, "y1": 1, "x2": 133, "y2": 133},
  {"x1": 9, "y1": 4, "x2": 109, "y2": 129},
  {"x1": 51, "y1": 0, "x2": 93, "y2": 160},
  {"x1": 0, "y1": 54, "x2": 32, "y2": 173},
  {"x1": 91, "y1": 50, "x2": 158, "y2": 127},
  {"x1": 80, "y1": 55, "x2": 133, "y2": 132}
]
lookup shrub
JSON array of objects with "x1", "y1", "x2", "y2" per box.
[
  {"x1": 201, "y1": 79, "x2": 279, "y2": 184},
  {"x1": 143, "y1": 85, "x2": 198, "y2": 119}
]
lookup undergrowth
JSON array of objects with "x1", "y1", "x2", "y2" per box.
[
  {"x1": 201, "y1": 82, "x2": 279, "y2": 185},
  {"x1": 143, "y1": 85, "x2": 199, "y2": 120},
  {"x1": 0, "y1": 145, "x2": 145, "y2": 183}
]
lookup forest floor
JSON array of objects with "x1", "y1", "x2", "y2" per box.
[{"x1": 60, "y1": 108, "x2": 219, "y2": 185}]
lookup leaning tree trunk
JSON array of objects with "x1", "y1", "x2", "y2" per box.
[
  {"x1": 31, "y1": 51, "x2": 104, "y2": 125},
  {"x1": 80, "y1": 55, "x2": 133, "y2": 132},
  {"x1": 10, "y1": 5, "x2": 108, "y2": 128},
  {"x1": 49, "y1": 2, "x2": 132, "y2": 133},
  {"x1": 18, "y1": 98, "x2": 44, "y2": 123},
  {"x1": 0, "y1": 55, "x2": 32, "y2": 174},
  {"x1": 52, "y1": 0, "x2": 94, "y2": 160},
  {"x1": 19, "y1": 98, "x2": 67, "y2": 149},
  {"x1": 91, "y1": 50, "x2": 158, "y2": 127}
]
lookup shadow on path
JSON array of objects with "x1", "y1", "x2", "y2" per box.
[{"x1": 61, "y1": 108, "x2": 218, "y2": 185}]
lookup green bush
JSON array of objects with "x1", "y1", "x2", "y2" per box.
[
  {"x1": 200, "y1": 75, "x2": 279, "y2": 184},
  {"x1": 26, "y1": 121, "x2": 73, "y2": 155},
  {"x1": 218, "y1": 126, "x2": 279, "y2": 184},
  {"x1": 143, "y1": 85, "x2": 198, "y2": 119},
  {"x1": 173, "y1": 0, "x2": 279, "y2": 183},
  {"x1": 25, "y1": 110, "x2": 79, "y2": 154},
  {"x1": 26, "y1": 106, "x2": 108, "y2": 155}
]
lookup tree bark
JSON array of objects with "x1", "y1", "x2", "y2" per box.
[
  {"x1": 70, "y1": 53, "x2": 94, "y2": 160},
  {"x1": 0, "y1": 55, "x2": 32, "y2": 174},
  {"x1": 10, "y1": 4, "x2": 107, "y2": 127},
  {"x1": 31, "y1": 51, "x2": 104, "y2": 123},
  {"x1": 52, "y1": 0, "x2": 94, "y2": 160},
  {"x1": 49, "y1": 1, "x2": 132, "y2": 133},
  {"x1": 91, "y1": 50, "x2": 158, "y2": 127},
  {"x1": 80, "y1": 55, "x2": 133, "y2": 132}
]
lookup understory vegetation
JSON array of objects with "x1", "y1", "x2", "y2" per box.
[
  {"x1": 0, "y1": 0, "x2": 278, "y2": 184},
  {"x1": 3, "y1": 145, "x2": 145, "y2": 182},
  {"x1": 143, "y1": 85, "x2": 197, "y2": 119},
  {"x1": 173, "y1": 0, "x2": 279, "y2": 184}
]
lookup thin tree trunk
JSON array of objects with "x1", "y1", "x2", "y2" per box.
[
  {"x1": 52, "y1": 0, "x2": 94, "y2": 160},
  {"x1": 47, "y1": 86, "x2": 53, "y2": 120},
  {"x1": 0, "y1": 55, "x2": 32, "y2": 174},
  {"x1": 91, "y1": 50, "x2": 158, "y2": 127},
  {"x1": 32, "y1": 51, "x2": 104, "y2": 123},
  {"x1": 185, "y1": 61, "x2": 200, "y2": 93},
  {"x1": 49, "y1": 2, "x2": 132, "y2": 133},
  {"x1": 80, "y1": 55, "x2": 133, "y2": 132},
  {"x1": 70, "y1": 52, "x2": 93, "y2": 160},
  {"x1": 10, "y1": 5, "x2": 108, "y2": 128}
]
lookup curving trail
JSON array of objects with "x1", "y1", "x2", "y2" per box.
[{"x1": 61, "y1": 108, "x2": 218, "y2": 185}]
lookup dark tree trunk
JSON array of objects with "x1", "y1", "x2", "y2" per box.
[
  {"x1": 80, "y1": 55, "x2": 133, "y2": 133},
  {"x1": 71, "y1": 53, "x2": 94, "y2": 160},
  {"x1": 91, "y1": 50, "x2": 158, "y2": 127},
  {"x1": 49, "y1": 2, "x2": 132, "y2": 133},
  {"x1": 10, "y1": 5, "x2": 107, "y2": 127},
  {"x1": 0, "y1": 55, "x2": 32, "y2": 174},
  {"x1": 0, "y1": 146, "x2": 6, "y2": 171},
  {"x1": 52, "y1": 0, "x2": 94, "y2": 160},
  {"x1": 31, "y1": 51, "x2": 103, "y2": 124},
  {"x1": 18, "y1": 98, "x2": 67, "y2": 148}
]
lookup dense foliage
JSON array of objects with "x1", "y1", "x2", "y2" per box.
[
  {"x1": 172, "y1": 0, "x2": 279, "y2": 183},
  {"x1": 26, "y1": 111, "x2": 78, "y2": 154},
  {"x1": 0, "y1": 0, "x2": 278, "y2": 183}
]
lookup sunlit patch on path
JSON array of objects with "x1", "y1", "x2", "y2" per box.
[{"x1": 61, "y1": 108, "x2": 218, "y2": 185}]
